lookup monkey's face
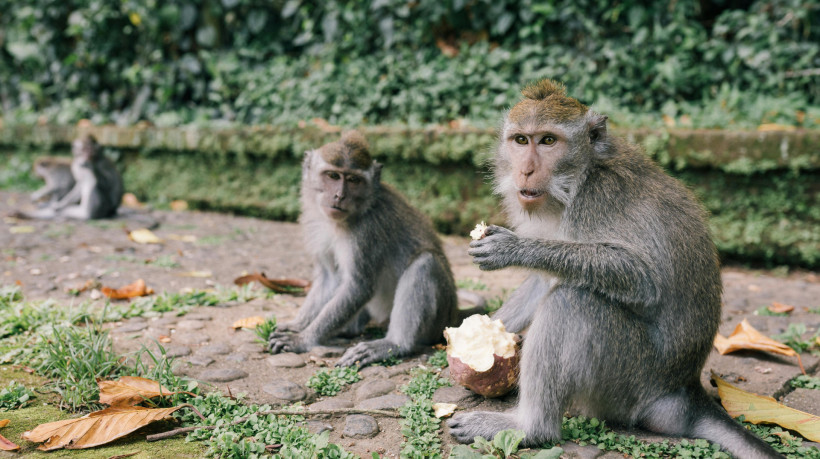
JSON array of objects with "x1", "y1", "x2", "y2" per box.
[
  {"x1": 314, "y1": 167, "x2": 373, "y2": 221},
  {"x1": 72, "y1": 137, "x2": 98, "y2": 164},
  {"x1": 502, "y1": 123, "x2": 569, "y2": 212}
]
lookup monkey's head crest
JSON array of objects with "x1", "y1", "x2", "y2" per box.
[
  {"x1": 508, "y1": 79, "x2": 589, "y2": 125},
  {"x1": 318, "y1": 130, "x2": 373, "y2": 170}
]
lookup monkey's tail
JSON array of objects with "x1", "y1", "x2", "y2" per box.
[{"x1": 687, "y1": 385, "x2": 784, "y2": 459}]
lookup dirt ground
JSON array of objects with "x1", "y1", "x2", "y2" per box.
[{"x1": 1, "y1": 190, "x2": 819, "y2": 458}]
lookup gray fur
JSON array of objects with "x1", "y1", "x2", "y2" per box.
[
  {"x1": 448, "y1": 98, "x2": 783, "y2": 458},
  {"x1": 30, "y1": 157, "x2": 75, "y2": 205},
  {"x1": 268, "y1": 140, "x2": 459, "y2": 367}
]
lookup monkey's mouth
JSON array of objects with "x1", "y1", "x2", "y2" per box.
[{"x1": 519, "y1": 189, "x2": 545, "y2": 200}]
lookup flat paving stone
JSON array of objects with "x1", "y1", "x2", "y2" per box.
[
  {"x1": 308, "y1": 346, "x2": 345, "y2": 358},
  {"x1": 342, "y1": 414, "x2": 379, "y2": 439},
  {"x1": 432, "y1": 385, "x2": 483, "y2": 409},
  {"x1": 198, "y1": 343, "x2": 232, "y2": 355},
  {"x1": 560, "y1": 442, "x2": 605, "y2": 458},
  {"x1": 184, "y1": 312, "x2": 213, "y2": 321},
  {"x1": 164, "y1": 345, "x2": 192, "y2": 358},
  {"x1": 115, "y1": 322, "x2": 149, "y2": 333},
  {"x1": 263, "y1": 380, "x2": 307, "y2": 401},
  {"x1": 187, "y1": 355, "x2": 214, "y2": 367},
  {"x1": 238, "y1": 343, "x2": 266, "y2": 354},
  {"x1": 356, "y1": 393, "x2": 409, "y2": 410},
  {"x1": 781, "y1": 388, "x2": 820, "y2": 415},
  {"x1": 173, "y1": 333, "x2": 210, "y2": 345},
  {"x1": 225, "y1": 353, "x2": 247, "y2": 363},
  {"x1": 200, "y1": 368, "x2": 248, "y2": 382},
  {"x1": 309, "y1": 397, "x2": 354, "y2": 411},
  {"x1": 359, "y1": 366, "x2": 389, "y2": 379},
  {"x1": 266, "y1": 353, "x2": 306, "y2": 368},
  {"x1": 175, "y1": 320, "x2": 205, "y2": 331},
  {"x1": 355, "y1": 378, "x2": 396, "y2": 400}
]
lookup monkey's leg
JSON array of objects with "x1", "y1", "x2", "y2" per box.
[
  {"x1": 336, "y1": 252, "x2": 448, "y2": 367},
  {"x1": 278, "y1": 266, "x2": 337, "y2": 333},
  {"x1": 641, "y1": 385, "x2": 784, "y2": 459},
  {"x1": 491, "y1": 274, "x2": 551, "y2": 333},
  {"x1": 448, "y1": 294, "x2": 567, "y2": 446},
  {"x1": 50, "y1": 183, "x2": 82, "y2": 211}
]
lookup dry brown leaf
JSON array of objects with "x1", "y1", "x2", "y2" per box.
[
  {"x1": 0, "y1": 420, "x2": 8, "y2": 428},
  {"x1": 66, "y1": 279, "x2": 100, "y2": 294},
  {"x1": 158, "y1": 335, "x2": 172, "y2": 343},
  {"x1": 768, "y1": 302, "x2": 794, "y2": 314},
  {"x1": 234, "y1": 272, "x2": 310, "y2": 295},
  {"x1": 127, "y1": 228, "x2": 163, "y2": 244},
  {"x1": 231, "y1": 316, "x2": 266, "y2": 330},
  {"x1": 714, "y1": 319, "x2": 804, "y2": 373},
  {"x1": 98, "y1": 376, "x2": 183, "y2": 407},
  {"x1": 713, "y1": 373, "x2": 819, "y2": 442},
  {"x1": 22, "y1": 404, "x2": 184, "y2": 451},
  {"x1": 101, "y1": 279, "x2": 155, "y2": 300},
  {"x1": 169, "y1": 200, "x2": 188, "y2": 212},
  {"x1": 0, "y1": 420, "x2": 19, "y2": 451}
]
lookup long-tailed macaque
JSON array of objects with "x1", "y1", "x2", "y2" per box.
[
  {"x1": 30, "y1": 157, "x2": 75, "y2": 205},
  {"x1": 268, "y1": 131, "x2": 459, "y2": 367},
  {"x1": 14, "y1": 134, "x2": 123, "y2": 220},
  {"x1": 447, "y1": 80, "x2": 783, "y2": 458}
]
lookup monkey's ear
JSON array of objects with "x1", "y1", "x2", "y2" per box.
[{"x1": 587, "y1": 112, "x2": 610, "y2": 157}]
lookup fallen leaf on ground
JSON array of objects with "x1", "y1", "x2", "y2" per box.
[
  {"x1": 231, "y1": 316, "x2": 265, "y2": 329},
  {"x1": 121, "y1": 193, "x2": 143, "y2": 208},
  {"x1": 713, "y1": 373, "x2": 819, "y2": 442},
  {"x1": 98, "y1": 376, "x2": 192, "y2": 406},
  {"x1": 158, "y1": 335, "x2": 171, "y2": 343},
  {"x1": 768, "y1": 302, "x2": 794, "y2": 314},
  {"x1": 177, "y1": 271, "x2": 212, "y2": 278},
  {"x1": 0, "y1": 419, "x2": 19, "y2": 451},
  {"x1": 9, "y1": 226, "x2": 35, "y2": 234},
  {"x1": 432, "y1": 403, "x2": 457, "y2": 418},
  {"x1": 22, "y1": 405, "x2": 185, "y2": 451},
  {"x1": 234, "y1": 272, "x2": 310, "y2": 294},
  {"x1": 714, "y1": 319, "x2": 804, "y2": 373},
  {"x1": 66, "y1": 279, "x2": 100, "y2": 294},
  {"x1": 101, "y1": 279, "x2": 154, "y2": 300},
  {"x1": 127, "y1": 228, "x2": 163, "y2": 244}
]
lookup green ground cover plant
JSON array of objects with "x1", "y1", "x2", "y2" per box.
[{"x1": 306, "y1": 366, "x2": 362, "y2": 396}]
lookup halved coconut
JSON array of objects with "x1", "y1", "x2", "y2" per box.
[{"x1": 444, "y1": 314, "x2": 519, "y2": 397}]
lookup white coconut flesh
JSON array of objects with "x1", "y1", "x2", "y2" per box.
[{"x1": 444, "y1": 314, "x2": 516, "y2": 372}]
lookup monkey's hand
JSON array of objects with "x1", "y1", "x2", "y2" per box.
[
  {"x1": 468, "y1": 225, "x2": 520, "y2": 271},
  {"x1": 268, "y1": 331, "x2": 308, "y2": 354}
]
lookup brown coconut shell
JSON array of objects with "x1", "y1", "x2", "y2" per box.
[{"x1": 447, "y1": 350, "x2": 520, "y2": 398}]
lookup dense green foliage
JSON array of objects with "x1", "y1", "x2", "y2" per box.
[{"x1": 2, "y1": 1, "x2": 818, "y2": 128}]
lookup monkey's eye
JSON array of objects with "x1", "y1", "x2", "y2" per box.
[
  {"x1": 327, "y1": 172, "x2": 341, "y2": 180},
  {"x1": 540, "y1": 136, "x2": 556, "y2": 145},
  {"x1": 514, "y1": 135, "x2": 528, "y2": 145},
  {"x1": 347, "y1": 175, "x2": 363, "y2": 184}
]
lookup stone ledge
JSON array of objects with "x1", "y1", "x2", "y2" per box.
[{"x1": 1, "y1": 124, "x2": 817, "y2": 169}]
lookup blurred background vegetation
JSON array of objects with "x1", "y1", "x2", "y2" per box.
[
  {"x1": 1, "y1": 0, "x2": 818, "y2": 268},
  {"x1": 1, "y1": 0, "x2": 819, "y2": 129}
]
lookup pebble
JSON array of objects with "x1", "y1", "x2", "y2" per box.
[
  {"x1": 187, "y1": 355, "x2": 214, "y2": 367},
  {"x1": 359, "y1": 366, "x2": 389, "y2": 379},
  {"x1": 198, "y1": 343, "x2": 232, "y2": 355},
  {"x1": 266, "y1": 353, "x2": 306, "y2": 368},
  {"x1": 263, "y1": 380, "x2": 307, "y2": 402},
  {"x1": 343, "y1": 415, "x2": 379, "y2": 439},
  {"x1": 432, "y1": 386, "x2": 483, "y2": 409},
  {"x1": 115, "y1": 321, "x2": 149, "y2": 333},
  {"x1": 172, "y1": 333, "x2": 210, "y2": 345},
  {"x1": 355, "y1": 378, "x2": 396, "y2": 400},
  {"x1": 151, "y1": 317, "x2": 179, "y2": 327},
  {"x1": 175, "y1": 320, "x2": 205, "y2": 331},
  {"x1": 225, "y1": 353, "x2": 247, "y2": 363},
  {"x1": 200, "y1": 368, "x2": 248, "y2": 382},
  {"x1": 309, "y1": 346, "x2": 345, "y2": 358},
  {"x1": 164, "y1": 345, "x2": 192, "y2": 358},
  {"x1": 356, "y1": 393, "x2": 409, "y2": 410}
]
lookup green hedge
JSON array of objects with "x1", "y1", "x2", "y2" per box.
[{"x1": 2, "y1": 1, "x2": 818, "y2": 128}]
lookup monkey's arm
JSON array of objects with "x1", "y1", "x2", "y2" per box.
[
  {"x1": 279, "y1": 264, "x2": 336, "y2": 332},
  {"x1": 30, "y1": 184, "x2": 55, "y2": 202},
  {"x1": 469, "y1": 225, "x2": 659, "y2": 308},
  {"x1": 491, "y1": 274, "x2": 551, "y2": 333}
]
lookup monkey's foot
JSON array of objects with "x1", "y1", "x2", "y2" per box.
[
  {"x1": 447, "y1": 411, "x2": 517, "y2": 444},
  {"x1": 268, "y1": 332, "x2": 308, "y2": 354},
  {"x1": 336, "y1": 339, "x2": 400, "y2": 367}
]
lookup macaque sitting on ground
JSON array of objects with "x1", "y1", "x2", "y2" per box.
[
  {"x1": 268, "y1": 131, "x2": 459, "y2": 367},
  {"x1": 13, "y1": 134, "x2": 123, "y2": 220},
  {"x1": 447, "y1": 79, "x2": 783, "y2": 459}
]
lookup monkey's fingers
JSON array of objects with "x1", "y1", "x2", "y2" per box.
[{"x1": 483, "y1": 225, "x2": 510, "y2": 236}]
